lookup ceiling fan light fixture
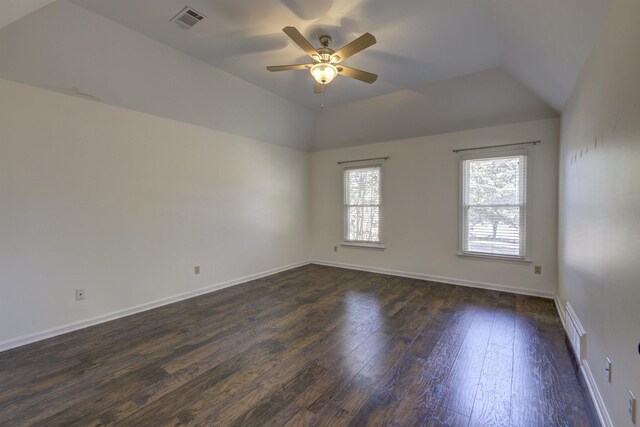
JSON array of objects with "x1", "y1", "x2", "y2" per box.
[{"x1": 310, "y1": 63, "x2": 338, "y2": 85}]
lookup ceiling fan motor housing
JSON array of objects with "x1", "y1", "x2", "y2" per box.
[
  {"x1": 317, "y1": 49, "x2": 335, "y2": 63},
  {"x1": 318, "y1": 36, "x2": 340, "y2": 62},
  {"x1": 319, "y1": 35, "x2": 332, "y2": 47}
]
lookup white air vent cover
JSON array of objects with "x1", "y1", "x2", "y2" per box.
[
  {"x1": 565, "y1": 302, "x2": 587, "y2": 362},
  {"x1": 170, "y1": 7, "x2": 205, "y2": 30}
]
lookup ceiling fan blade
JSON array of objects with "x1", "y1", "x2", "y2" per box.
[
  {"x1": 267, "y1": 64, "x2": 312, "y2": 72},
  {"x1": 314, "y1": 82, "x2": 326, "y2": 94},
  {"x1": 282, "y1": 26, "x2": 319, "y2": 59},
  {"x1": 332, "y1": 33, "x2": 376, "y2": 62},
  {"x1": 338, "y1": 66, "x2": 378, "y2": 84}
]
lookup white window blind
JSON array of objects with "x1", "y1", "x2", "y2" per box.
[
  {"x1": 461, "y1": 153, "x2": 527, "y2": 258},
  {"x1": 344, "y1": 165, "x2": 381, "y2": 243}
]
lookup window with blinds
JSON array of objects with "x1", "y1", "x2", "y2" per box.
[
  {"x1": 461, "y1": 152, "x2": 528, "y2": 258},
  {"x1": 344, "y1": 165, "x2": 381, "y2": 243}
]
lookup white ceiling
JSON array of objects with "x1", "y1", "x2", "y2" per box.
[
  {"x1": 313, "y1": 68, "x2": 557, "y2": 150},
  {"x1": 493, "y1": 0, "x2": 613, "y2": 111},
  {"x1": 69, "y1": 0, "x2": 611, "y2": 112},
  {"x1": 0, "y1": 0, "x2": 56, "y2": 29}
]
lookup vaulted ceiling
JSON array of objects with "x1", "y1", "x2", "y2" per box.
[
  {"x1": 68, "y1": 0, "x2": 611, "y2": 112},
  {"x1": 0, "y1": 0, "x2": 612, "y2": 150}
]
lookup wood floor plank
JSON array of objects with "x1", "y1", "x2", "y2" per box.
[
  {"x1": 310, "y1": 403, "x2": 354, "y2": 426},
  {"x1": 440, "y1": 305, "x2": 496, "y2": 416},
  {"x1": 115, "y1": 339, "x2": 286, "y2": 426},
  {"x1": 0, "y1": 265, "x2": 598, "y2": 426},
  {"x1": 190, "y1": 383, "x2": 273, "y2": 426},
  {"x1": 509, "y1": 294, "x2": 600, "y2": 427},
  {"x1": 261, "y1": 402, "x2": 309, "y2": 427},
  {"x1": 283, "y1": 407, "x2": 317, "y2": 427},
  {"x1": 306, "y1": 282, "x2": 448, "y2": 418},
  {"x1": 84, "y1": 270, "x2": 379, "y2": 424},
  {"x1": 427, "y1": 406, "x2": 471, "y2": 427},
  {"x1": 468, "y1": 350, "x2": 513, "y2": 427},
  {"x1": 350, "y1": 353, "x2": 432, "y2": 426},
  {"x1": 227, "y1": 363, "x2": 327, "y2": 426},
  {"x1": 388, "y1": 296, "x2": 480, "y2": 425}
]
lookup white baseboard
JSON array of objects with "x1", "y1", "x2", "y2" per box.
[
  {"x1": 310, "y1": 260, "x2": 555, "y2": 299},
  {"x1": 581, "y1": 360, "x2": 613, "y2": 427},
  {"x1": 554, "y1": 295, "x2": 567, "y2": 329},
  {"x1": 0, "y1": 260, "x2": 312, "y2": 353}
]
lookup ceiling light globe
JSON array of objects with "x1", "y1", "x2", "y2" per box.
[{"x1": 310, "y1": 63, "x2": 338, "y2": 85}]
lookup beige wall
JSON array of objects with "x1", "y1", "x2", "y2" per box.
[
  {"x1": 310, "y1": 118, "x2": 559, "y2": 297},
  {"x1": 558, "y1": 1, "x2": 640, "y2": 425},
  {"x1": 0, "y1": 79, "x2": 310, "y2": 347}
]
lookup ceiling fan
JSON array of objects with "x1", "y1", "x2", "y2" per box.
[{"x1": 267, "y1": 27, "x2": 377, "y2": 94}]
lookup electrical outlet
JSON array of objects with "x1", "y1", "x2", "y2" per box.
[
  {"x1": 75, "y1": 289, "x2": 85, "y2": 301},
  {"x1": 534, "y1": 265, "x2": 542, "y2": 274},
  {"x1": 630, "y1": 391, "x2": 637, "y2": 424},
  {"x1": 333, "y1": 246, "x2": 338, "y2": 252},
  {"x1": 605, "y1": 357, "x2": 612, "y2": 383},
  {"x1": 194, "y1": 265, "x2": 200, "y2": 275}
]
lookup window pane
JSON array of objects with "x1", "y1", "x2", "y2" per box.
[
  {"x1": 345, "y1": 167, "x2": 380, "y2": 205},
  {"x1": 461, "y1": 152, "x2": 527, "y2": 258},
  {"x1": 465, "y1": 206, "x2": 522, "y2": 256},
  {"x1": 467, "y1": 156, "x2": 522, "y2": 205},
  {"x1": 347, "y1": 206, "x2": 379, "y2": 242}
]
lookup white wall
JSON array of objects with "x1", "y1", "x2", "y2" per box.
[
  {"x1": 0, "y1": 78, "x2": 310, "y2": 346},
  {"x1": 0, "y1": 0, "x2": 315, "y2": 150},
  {"x1": 311, "y1": 118, "x2": 559, "y2": 296},
  {"x1": 558, "y1": 1, "x2": 640, "y2": 425}
]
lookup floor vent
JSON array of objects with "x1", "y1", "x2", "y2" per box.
[
  {"x1": 170, "y1": 7, "x2": 205, "y2": 30},
  {"x1": 565, "y1": 302, "x2": 587, "y2": 362}
]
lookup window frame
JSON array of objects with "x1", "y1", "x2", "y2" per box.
[
  {"x1": 457, "y1": 146, "x2": 532, "y2": 263},
  {"x1": 342, "y1": 162, "x2": 385, "y2": 249}
]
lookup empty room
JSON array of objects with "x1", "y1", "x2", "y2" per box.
[{"x1": 0, "y1": 0, "x2": 638, "y2": 425}]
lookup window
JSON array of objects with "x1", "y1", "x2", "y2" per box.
[
  {"x1": 460, "y1": 150, "x2": 529, "y2": 259},
  {"x1": 343, "y1": 165, "x2": 382, "y2": 245}
]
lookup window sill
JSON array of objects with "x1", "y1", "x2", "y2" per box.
[
  {"x1": 457, "y1": 252, "x2": 532, "y2": 264},
  {"x1": 342, "y1": 242, "x2": 386, "y2": 250}
]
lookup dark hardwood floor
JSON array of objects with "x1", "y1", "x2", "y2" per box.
[{"x1": 0, "y1": 264, "x2": 599, "y2": 426}]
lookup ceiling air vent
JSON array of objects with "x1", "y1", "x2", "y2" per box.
[{"x1": 170, "y1": 6, "x2": 205, "y2": 30}]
